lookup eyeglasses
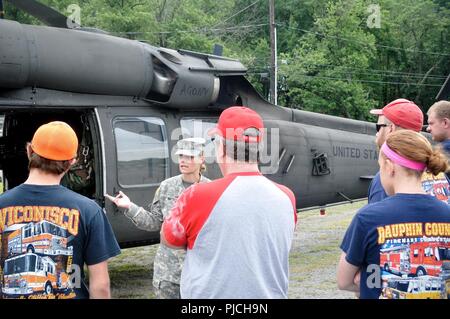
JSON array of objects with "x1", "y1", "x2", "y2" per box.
[{"x1": 376, "y1": 124, "x2": 388, "y2": 132}]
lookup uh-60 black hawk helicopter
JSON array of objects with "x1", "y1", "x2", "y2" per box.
[{"x1": 0, "y1": 0, "x2": 402, "y2": 248}]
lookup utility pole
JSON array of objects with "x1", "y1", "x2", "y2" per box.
[
  {"x1": 0, "y1": 0, "x2": 5, "y2": 19},
  {"x1": 269, "y1": 0, "x2": 277, "y2": 105}
]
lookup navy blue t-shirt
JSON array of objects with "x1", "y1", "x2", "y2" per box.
[
  {"x1": 367, "y1": 172, "x2": 388, "y2": 204},
  {"x1": 441, "y1": 139, "x2": 450, "y2": 156},
  {"x1": 0, "y1": 184, "x2": 121, "y2": 299},
  {"x1": 369, "y1": 171, "x2": 450, "y2": 205},
  {"x1": 442, "y1": 140, "x2": 450, "y2": 181},
  {"x1": 341, "y1": 193, "x2": 450, "y2": 299}
]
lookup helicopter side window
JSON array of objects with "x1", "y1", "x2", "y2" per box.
[{"x1": 113, "y1": 117, "x2": 169, "y2": 187}]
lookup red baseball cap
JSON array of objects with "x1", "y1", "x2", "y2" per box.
[
  {"x1": 370, "y1": 99, "x2": 423, "y2": 132},
  {"x1": 31, "y1": 121, "x2": 79, "y2": 161},
  {"x1": 208, "y1": 106, "x2": 264, "y2": 143}
]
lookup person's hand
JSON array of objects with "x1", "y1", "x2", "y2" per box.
[{"x1": 105, "y1": 191, "x2": 131, "y2": 210}]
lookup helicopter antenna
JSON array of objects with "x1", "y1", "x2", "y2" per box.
[{"x1": 5, "y1": 0, "x2": 79, "y2": 28}]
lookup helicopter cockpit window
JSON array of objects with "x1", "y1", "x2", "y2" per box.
[
  {"x1": 180, "y1": 118, "x2": 218, "y2": 163},
  {"x1": 113, "y1": 117, "x2": 169, "y2": 187}
]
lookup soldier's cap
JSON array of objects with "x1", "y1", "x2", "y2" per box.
[
  {"x1": 31, "y1": 121, "x2": 79, "y2": 161},
  {"x1": 370, "y1": 98, "x2": 423, "y2": 132},
  {"x1": 208, "y1": 106, "x2": 264, "y2": 143},
  {"x1": 175, "y1": 137, "x2": 206, "y2": 157}
]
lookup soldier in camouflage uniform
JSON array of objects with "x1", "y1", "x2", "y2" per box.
[{"x1": 106, "y1": 138, "x2": 210, "y2": 299}]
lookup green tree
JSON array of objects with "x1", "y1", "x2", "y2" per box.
[
  {"x1": 278, "y1": 0, "x2": 378, "y2": 119},
  {"x1": 3, "y1": 0, "x2": 448, "y2": 120}
]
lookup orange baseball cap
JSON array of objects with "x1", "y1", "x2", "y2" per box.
[{"x1": 31, "y1": 121, "x2": 78, "y2": 161}]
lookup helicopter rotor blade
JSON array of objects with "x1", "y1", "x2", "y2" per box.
[{"x1": 5, "y1": 0, "x2": 79, "y2": 28}]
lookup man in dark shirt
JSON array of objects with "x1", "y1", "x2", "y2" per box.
[
  {"x1": 427, "y1": 100, "x2": 450, "y2": 158},
  {"x1": 0, "y1": 121, "x2": 120, "y2": 299},
  {"x1": 367, "y1": 99, "x2": 424, "y2": 203}
]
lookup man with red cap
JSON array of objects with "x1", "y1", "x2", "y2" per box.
[
  {"x1": 367, "y1": 99, "x2": 450, "y2": 204},
  {"x1": 367, "y1": 99, "x2": 425, "y2": 203},
  {"x1": 0, "y1": 121, "x2": 120, "y2": 299},
  {"x1": 160, "y1": 106, "x2": 297, "y2": 299}
]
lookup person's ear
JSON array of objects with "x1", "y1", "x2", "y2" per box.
[
  {"x1": 388, "y1": 124, "x2": 395, "y2": 133},
  {"x1": 215, "y1": 140, "x2": 225, "y2": 163},
  {"x1": 26, "y1": 143, "x2": 33, "y2": 160},
  {"x1": 443, "y1": 118, "x2": 450, "y2": 128},
  {"x1": 69, "y1": 158, "x2": 77, "y2": 166},
  {"x1": 385, "y1": 158, "x2": 395, "y2": 177}
]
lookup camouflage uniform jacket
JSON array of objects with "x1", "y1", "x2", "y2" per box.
[{"x1": 124, "y1": 174, "x2": 210, "y2": 286}]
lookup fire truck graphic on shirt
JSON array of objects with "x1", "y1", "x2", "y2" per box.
[
  {"x1": 421, "y1": 172, "x2": 450, "y2": 204},
  {"x1": 7, "y1": 221, "x2": 73, "y2": 256},
  {"x1": 0, "y1": 206, "x2": 79, "y2": 299},
  {"x1": 377, "y1": 222, "x2": 450, "y2": 299},
  {"x1": 2, "y1": 252, "x2": 72, "y2": 296}
]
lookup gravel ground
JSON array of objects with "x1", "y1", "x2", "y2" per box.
[{"x1": 109, "y1": 201, "x2": 367, "y2": 299}]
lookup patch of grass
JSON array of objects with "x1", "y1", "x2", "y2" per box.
[{"x1": 109, "y1": 264, "x2": 152, "y2": 285}]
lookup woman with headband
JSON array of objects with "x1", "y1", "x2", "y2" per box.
[{"x1": 337, "y1": 130, "x2": 450, "y2": 299}]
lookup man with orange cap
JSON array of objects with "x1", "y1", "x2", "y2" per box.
[
  {"x1": 0, "y1": 121, "x2": 120, "y2": 299},
  {"x1": 160, "y1": 106, "x2": 297, "y2": 299}
]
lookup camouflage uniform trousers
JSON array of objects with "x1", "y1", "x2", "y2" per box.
[
  {"x1": 153, "y1": 280, "x2": 181, "y2": 299},
  {"x1": 124, "y1": 174, "x2": 211, "y2": 299}
]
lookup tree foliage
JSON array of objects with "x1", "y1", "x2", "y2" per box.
[{"x1": 4, "y1": 0, "x2": 449, "y2": 121}]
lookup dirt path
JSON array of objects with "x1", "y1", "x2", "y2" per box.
[{"x1": 109, "y1": 201, "x2": 366, "y2": 299}]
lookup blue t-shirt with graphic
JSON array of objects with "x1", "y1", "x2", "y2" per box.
[
  {"x1": 367, "y1": 172, "x2": 388, "y2": 204},
  {"x1": 369, "y1": 170, "x2": 450, "y2": 205},
  {"x1": 341, "y1": 193, "x2": 450, "y2": 299},
  {"x1": 0, "y1": 184, "x2": 121, "y2": 299}
]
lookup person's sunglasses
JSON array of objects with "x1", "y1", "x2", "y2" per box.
[{"x1": 376, "y1": 124, "x2": 388, "y2": 132}]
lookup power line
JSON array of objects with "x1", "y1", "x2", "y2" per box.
[
  {"x1": 247, "y1": 64, "x2": 446, "y2": 81},
  {"x1": 246, "y1": 71, "x2": 443, "y2": 87},
  {"x1": 245, "y1": 57, "x2": 447, "y2": 79},
  {"x1": 297, "y1": 74, "x2": 444, "y2": 87},
  {"x1": 210, "y1": 0, "x2": 262, "y2": 29},
  {"x1": 290, "y1": 63, "x2": 448, "y2": 79},
  {"x1": 113, "y1": 23, "x2": 268, "y2": 35},
  {"x1": 281, "y1": 25, "x2": 450, "y2": 58},
  {"x1": 331, "y1": 66, "x2": 447, "y2": 79},
  {"x1": 291, "y1": 68, "x2": 446, "y2": 81}
]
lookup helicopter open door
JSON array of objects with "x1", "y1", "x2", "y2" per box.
[{"x1": 0, "y1": 108, "x2": 100, "y2": 198}]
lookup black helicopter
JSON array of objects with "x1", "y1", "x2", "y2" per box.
[{"x1": 1, "y1": 0, "x2": 441, "y2": 248}]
